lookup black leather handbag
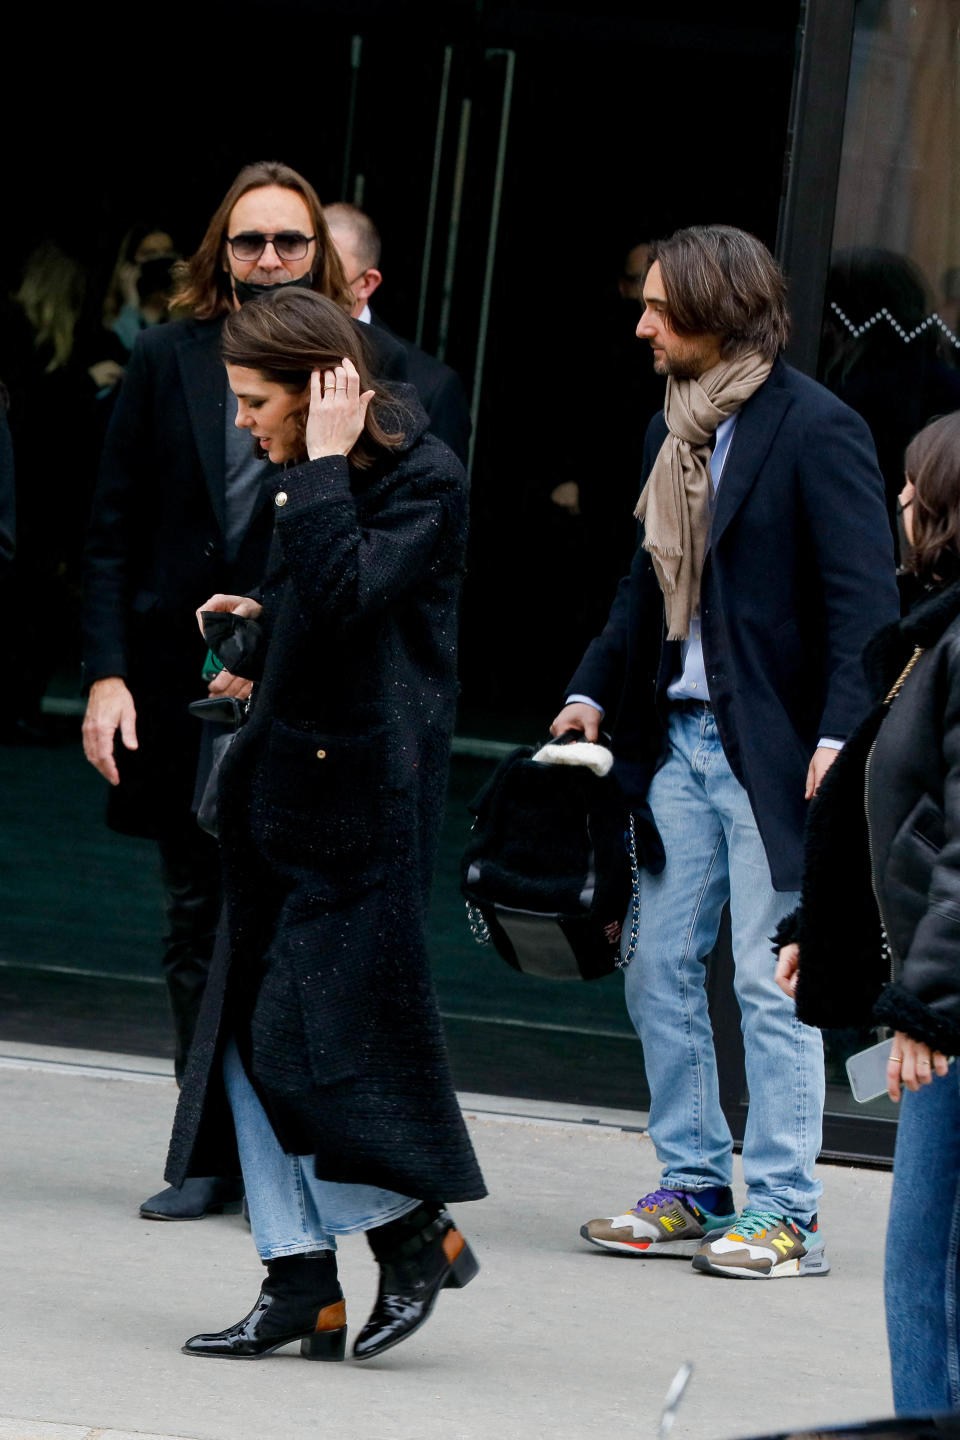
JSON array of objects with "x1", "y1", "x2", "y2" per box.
[
  {"x1": 460, "y1": 734, "x2": 640, "y2": 981},
  {"x1": 188, "y1": 609, "x2": 263, "y2": 837},
  {"x1": 188, "y1": 695, "x2": 247, "y2": 837}
]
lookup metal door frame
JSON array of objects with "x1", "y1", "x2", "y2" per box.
[{"x1": 776, "y1": 0, "x2": 858, "y2": 375}]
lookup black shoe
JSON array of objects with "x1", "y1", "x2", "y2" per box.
[
  {"x1": 139, "y1": 1176, "x2": 244, "y2": 1220},
  {"x1": 353, "y1": 1205, "x2": 479, "y2": 1361},
  {"x1": 183, "y1": 1252, "x2": 345, "y2": 1361}
]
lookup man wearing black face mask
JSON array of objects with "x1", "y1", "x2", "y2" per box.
[{"x1": 82, "y1": 160, "x2": 408, "y2": 1222}]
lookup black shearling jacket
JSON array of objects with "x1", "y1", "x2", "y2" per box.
[{"x1": 778, "y1": 575, "x2": 960, "y2": 1054}]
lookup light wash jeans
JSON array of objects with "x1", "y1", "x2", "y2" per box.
[
  {"x1": 222, "y1": 1039, "x2": 418, "y2": 1261},
  {"x1": 886, "y1": 1062, "x2": 960, "y2": 1413},
  {"x1": 623, "y1": 705, "x2": 824, "y2": 1220}
]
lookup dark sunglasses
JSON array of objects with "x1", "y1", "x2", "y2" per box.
[{"x1": 226, "y1": 231, "x2": 316, "y2": 262}]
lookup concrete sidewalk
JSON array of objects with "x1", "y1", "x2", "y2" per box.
[{"x1": 0, "y1": 1041, "x2": 894, "y2": 1440}]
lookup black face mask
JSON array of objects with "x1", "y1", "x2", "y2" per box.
[{"x1": 232, "y1": 271, "x2": 314, "y2": 306}]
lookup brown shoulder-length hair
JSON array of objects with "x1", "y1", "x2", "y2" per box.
[
  {"x1": 650, "y1": 225, "x2": 790, "y2": 362},
  {"x1": 171, "y1": 160, "x2": 352, "y2": 320},
  {"x1": 221, "y1": 287, "x2": 405, "y2": 470},
  {"x1": 902, "y1": 412, "x2": 960, "y2": 578}
]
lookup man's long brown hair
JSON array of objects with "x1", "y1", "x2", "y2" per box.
[
  {"x1": 171, "y1": 160, "x2": 353, "y2": 320},
  {"x1": 650, "y1": 225, "x2": 790, "y2": 363},
  {"x1": 903, "y1": 412, "x2": 960, "y2": 578},
  {"x1": 221, "y1": 288, "x2": 405, "y2": 470}
]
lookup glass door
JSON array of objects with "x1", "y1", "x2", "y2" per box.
[{"x1": 774, "y1": 0, "x2": 960, "y2": 1161}]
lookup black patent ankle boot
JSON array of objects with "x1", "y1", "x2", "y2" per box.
[
  {"x1": 183, "y1": 1251, "x2": 346, "y2": 1360},
  {"x1": 353, "y1": 1204, "x2": 478, "y2": 1361}
]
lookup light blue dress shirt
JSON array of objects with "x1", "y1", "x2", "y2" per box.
[{"x1": 665, "y1": 413, "x2": 737, "y2": 702}]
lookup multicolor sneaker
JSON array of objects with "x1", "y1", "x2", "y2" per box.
[
  {"x1": 580, "y1": 1186, "x2": 736, "y2": 1257},
  {"x1": 691, "y1": 1207, "x2": 830, "y2": 1278}
]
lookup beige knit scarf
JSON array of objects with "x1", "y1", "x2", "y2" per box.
[{"x1": 635, "y1": 352, "x2": 772, "y2": 639}]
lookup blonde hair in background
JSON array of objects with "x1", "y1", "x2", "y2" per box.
[{"x1": 14, "y1": 242, "x2": 86, "y2": 372}]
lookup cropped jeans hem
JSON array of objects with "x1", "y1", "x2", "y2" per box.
[{"x1": 222, "y1": 1037, "x2": 418, "y2": 1262}]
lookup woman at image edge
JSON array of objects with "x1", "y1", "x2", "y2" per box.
[
  {"x1": 164, "y1": 286, "x2": 485, "y2": 1364},
  {"x1": 776, "y1": 411, "x2": 960, "y2": 1413}
]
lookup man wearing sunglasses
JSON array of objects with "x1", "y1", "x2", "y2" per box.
[{"x1": 82, "y1": 160, "x2": 408, "y2": 1223}]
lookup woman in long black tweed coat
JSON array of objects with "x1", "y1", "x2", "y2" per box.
[{"x1": 165, "y1": 288, "x2": 485, "y2": 1366}]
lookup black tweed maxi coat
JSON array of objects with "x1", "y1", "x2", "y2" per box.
[{"x1": 165, "y1": 395, "x2": 486, "y2": 1204}]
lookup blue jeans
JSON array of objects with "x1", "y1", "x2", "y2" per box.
[
  {"x1": 223, "y1": 1039, "x2": 418, "y2": 1261},
  {"x1": 886, "y1": 1062, "x2": 960, "y2": 1413},
  {"x1": 623, "y1": 705, "x2": 824, "y2": 1220}
]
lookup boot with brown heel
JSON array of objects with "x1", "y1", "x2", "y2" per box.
[
  {"x1": 182, "y1": 1250, "x2": 346, "y2": 1360},
  {"x1": 354, "y1": 1204, "x2": 479, "y2": 1361}
]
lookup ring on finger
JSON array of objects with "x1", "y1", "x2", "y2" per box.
[{"x1": 890, "y1": 1056, "x2": 903, "y2": 1065}]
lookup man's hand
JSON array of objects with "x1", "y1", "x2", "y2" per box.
[
  {"x1": 207, "y1": 668, "x2": 253, "y2": 701},
  {"x1": 82, "y1": 676, "x2": 138, "y2": 786},
  {"x1": 549, "y1": 702, "x2": 602, "y2": 743},
  {"x1": 805, "y1": 745, "x2": 839, "y2": 800},
  {"x1": 196, "y1": 593, "x2": 263, "y2": 633},
  {"x1": 775, "y1": 942, "x2": 800, "y2": 999},
  {"x1": 887, "y1": 1031, "x2": 950, "y2": 1102}
]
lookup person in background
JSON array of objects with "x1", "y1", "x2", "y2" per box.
[
  {"x1": 102, "y1": 225, "x2": 180, "y2": 358},
  {"x1": 324, "y1": 201, "x2": 470, "y2": 464},
  {"x1": 82, "y1": 160, "x2": 407, "y2": 1223},
  {"x1": 553, "y1": 224, "x2": 897, "y2": 1279},
  {"x1": 777, "y1": 411, "x2": 960, "y2": 1409},
  {"x1": 0, "y1": 243, "x2": 123, "y2": 742},
  {"x1": 167, "y1": 286, "x2": 484, "y2": 1364},
  {"x1": 820, "y1": 248, "x2": 960, "y2": 539}
]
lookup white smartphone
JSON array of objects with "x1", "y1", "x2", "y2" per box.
[{"x1": 845, "y1": 1037, "x2": 893, "y2": 1103}]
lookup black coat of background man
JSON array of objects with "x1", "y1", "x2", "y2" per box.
[
  {"x1": 81, "y1": 160, "x2": 408, "y2": 1222},
  {"x1": 323, "y1": 202, "x2": 471, "y2": 465}
]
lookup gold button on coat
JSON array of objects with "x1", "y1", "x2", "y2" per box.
[{"x1": 275, "y1": 491, "x2": 288, "y2": 507}]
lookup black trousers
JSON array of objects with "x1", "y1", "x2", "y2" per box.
[{"x1": 157, "y1": 818, "x2": 221, "y2": 1084}]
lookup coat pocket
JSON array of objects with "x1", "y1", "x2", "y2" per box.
[{"x1": 261, "y1": 719, "x2": 389, "y2": 875}]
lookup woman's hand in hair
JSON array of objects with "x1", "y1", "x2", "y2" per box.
[{"x1": 306, "y1": 358, "x2": 375, "y2": 461}]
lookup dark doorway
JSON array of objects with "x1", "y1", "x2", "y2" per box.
[
  {"x1": 3, "y1": 0, "x2": 800, "y2": 727},
  {"x1": 0, "y1": 2, "x2": 802, "y2": 1109}
]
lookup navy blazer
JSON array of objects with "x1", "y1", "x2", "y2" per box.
[{"x1": 567, "y1": 358, "x2": 899, "y2": 891}]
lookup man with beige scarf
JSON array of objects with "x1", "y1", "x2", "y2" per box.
[{"x1": 552, "y1": 225, "x2": 897, "y2": 1279}]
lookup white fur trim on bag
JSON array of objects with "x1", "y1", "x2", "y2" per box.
[{"x1": 531, "y1": 740, "x2": 614, "y2": 777}]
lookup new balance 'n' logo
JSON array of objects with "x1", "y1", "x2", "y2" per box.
[{"x1": 659, "y1": 1209, "x2": 686, "y2": 1233}]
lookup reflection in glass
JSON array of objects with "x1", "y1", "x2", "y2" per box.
[
  {"x1": 821, "y1": 0, "x2": 960, "y2": 530},
  {"x1": 817, "y1": 0, "x2": 960, "y2": 1130}
]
